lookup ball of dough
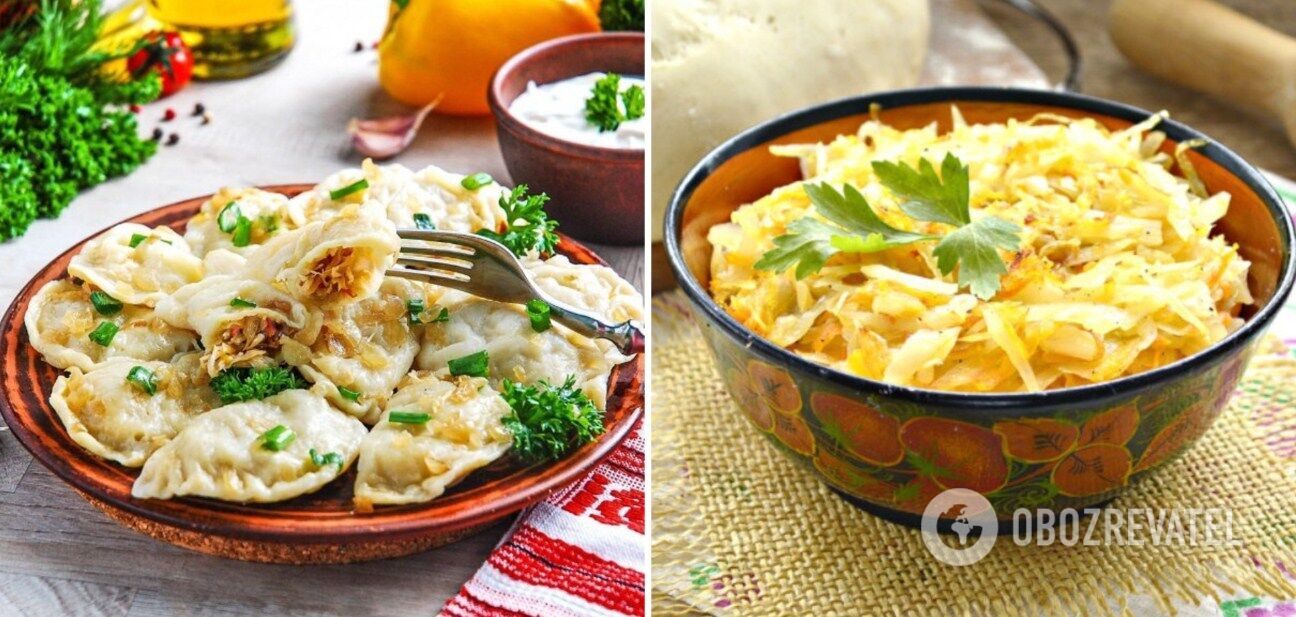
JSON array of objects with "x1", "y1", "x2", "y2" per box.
[{"x1": 650, "y1": 0, "x2": 930, "y2": 241}]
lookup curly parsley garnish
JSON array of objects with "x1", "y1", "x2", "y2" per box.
[
  {"x1": 500, "y1": 376, "x2": 603, "y2": 464},
  {"x1": 476, "y1": 185, "x2": 559, "y2": 258},
  {"x1": 584, "y1": 72, "x2": 644, "y2": 132},
  {"x1": 754, "y1": 153, "x2": 1021, "y2": 300},
  {"x1": 210, "y1": 366, "x2": 306, "y2": 404}
]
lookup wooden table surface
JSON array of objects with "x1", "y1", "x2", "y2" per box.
[{"x1": 0, "y1": 2, "x2": 641, "y2": 616}]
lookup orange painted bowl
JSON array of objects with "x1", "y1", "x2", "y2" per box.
[
  {"x1": 0, "y1": 185, "x2": 644, "y2": 563},
  {"x1": 664, "y1": 88, "x2": 1296, "y2": 526},
  {"x1": 488, "y1": 32, "x2": 645, "y2": 246}
]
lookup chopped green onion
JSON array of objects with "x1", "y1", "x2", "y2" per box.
[
  {"x1": 329, "y1": 179, "x2": 369, "y2": 201},
  {"x1": 432, "y1": 307, "x2": 450, "y2": 323},
  {"x1": 260, "y1": 425, "x2": 295, "y2": 451},
  {"x1": 89, "y1": 291, "x2": 123, "y2": 316},
  {"x1": 406, "y1": 298, "x2": 425, "y2": 324},
  {"x1": 128, "y1": 233, "x2": 148, "y2": 248},
  {"x1": 126, "y1": 365, "x2": 158, "y2": 395},
  {"x1": 526, "y1": 299, "x2": 552, "y2": 333},
  {"x1": 448, "y1": 350, "x2": 489, "y2": 377},
  {"x1": 389, "y1": 411, "x2": 430, "y2": 424},
  {"x1": 413, "y1": 213, "x2": 435, "y2": 230},
  {"x1": 259, "y1": 215, "x2": 279, "y2": 234},
  {"x1": 310, "y1": 448, "x2": 344, "y2": 468},
  {"x1": 461, "y1": 172, "x2": 494, "y2": 190},
  {"x1": 231, "y1": 216, "x2": 252, "y2": 247},
  {"x1": 88, "y1": 321, "x2": 119, "y2": 347},
  {"x1": 229, "y1": 297, "x2": 257, "y2": 308},
  {"x1": 337, "y1": 385, "x2": 360, "y2": 402},
  {"x1": 217, "y1": 202, "x2": 241, "y2": 233}
]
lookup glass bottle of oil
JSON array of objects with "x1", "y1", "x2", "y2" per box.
[{"x1": 146, "y1": 0, "x2": 295, "y2": 79}]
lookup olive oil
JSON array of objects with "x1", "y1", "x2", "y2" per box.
[{"x1": 146, "y1": 0, "x2": 295, "y2": 79}]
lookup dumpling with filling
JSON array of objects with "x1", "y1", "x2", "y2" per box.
[
  {"x1": 26, "y1": 279, "x2": 198, "y2": 372},
  {"x1": 50, "y1": 353, "x2": 219, "y2": 467},
  {"x1": 300, "y1": 277, "x2": 423, "y2": 423},
  {"x1": 523, "y1": 254, "x2": 644, "y2": 324},
  {"x1": 155, "y1": 275, "x2": 319, "y2": 376},
  {"x1": 182, "y1": 187, "x2": 296, "y2": 257},
  {"x1": 354, "y1": 374, "x2": 511, "y2": 507},
  {"x1": 132, "y1": 389, "x2": 366, "y2": 502},
  {"x1": 67, "y1": 223, "x2": 204, "y2": 307},
  {"x1": 416, "y1": 299, "x2": 629, "y2": 408},
  {"x1": 244, "y1": 203, "x2": 399, "y2": 307},
  {"x1": 285, "y1": 160, "x2": 506, "y2": 233}
]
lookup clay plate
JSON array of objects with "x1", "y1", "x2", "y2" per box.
[{"x1": 0, "y1": 185, "x2": 644, "y2": 564}]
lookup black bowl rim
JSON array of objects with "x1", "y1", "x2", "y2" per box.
[
  {"x1": 488, "y1": 31, "x2": 646, "y2": 161},
  {"x1": 665, "y1": 86, "x2": 1296, "y2": 410}
]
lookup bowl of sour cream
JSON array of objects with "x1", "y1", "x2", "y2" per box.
[{"x1": 489, "y1": 32, "x2": 645, "y2": 245}]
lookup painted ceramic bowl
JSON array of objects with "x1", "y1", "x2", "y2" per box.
[
  {"x1": 0, "y1": 185, "x2": 644, "y2": 563},
  {"x1": 664, "y1": 88, "x2": 1296, "y2": 525},
  {"x1": 488, "y1": 32, "x2": 645, "y2": 246}
]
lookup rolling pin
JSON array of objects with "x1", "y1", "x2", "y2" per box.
[{"x1": 1109, "y1": 0, "x2": 1296, "y2": 147}]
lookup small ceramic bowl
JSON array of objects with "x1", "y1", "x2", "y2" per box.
[
  {"x1": 488, "y1": 32, "x2": 645, "y2": 246},
  {"x1": 665, "y1": 87, "x2": 1296, "y2": 526}
]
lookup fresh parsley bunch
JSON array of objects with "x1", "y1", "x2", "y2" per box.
[
  {"x1": 755, "y1": 153, "x2": 1021, "y2": 300},
  {"x1": 500, "y1": 376, "x2": 604, "y2": 464},
  {"x1": 0, "y1": 0, "x2": 161, "y2": 242},
  {"x1": 476, "y1": 185, "x2": 560, "y2": 258},
  {"x1": 210, "y1": 366, "x2": 307, "y2": 404}
]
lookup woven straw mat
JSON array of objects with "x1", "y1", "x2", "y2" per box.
[{"x1": 650, "y1": 292, "x2": 1296, "y2": 616}]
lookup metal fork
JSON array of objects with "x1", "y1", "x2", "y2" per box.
[{"x1": 389, "y1": 229, "x2": 644, "y2": 355}]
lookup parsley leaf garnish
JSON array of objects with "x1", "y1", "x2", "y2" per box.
[
  {"x1": 932, "y1": 215, "x2": 1022, "y2": 300},
  {"x1": 584, "y1": 73, "x2": 643, "y2": 132},
  {"x1": 585, "y1": 73, "x2": 624, "y2": 132},
  {"x1": 754, "y1": 153, "x2": 1021, "y2": 299},
  {"x1": 754, "y1": 183, "x2": 934, "y2": 279},
  {"x1": 476, "y1": 185, "x2": 558, "y2": 257},
  {"x1": 622, "y1": 85, "x2": 645, "y2": 121},
  {"x1": 500, "y1": 376, "x2": 604, "y2": 464},
  {"x1": 210, "y1": 366, "x2": 306, "y2": 404}
]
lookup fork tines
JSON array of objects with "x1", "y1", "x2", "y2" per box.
[{"x1": 393, "y1": 229, "x2": 479, "y2": 284}]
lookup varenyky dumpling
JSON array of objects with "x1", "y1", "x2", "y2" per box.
[
  {"x1": 353, "y1": 374, "x2": 511, "y2": 508},
  {"x1": 523, "y1": 254, "x2": 645, "y2": 324},
  {"x1": 155, "y1": 275, "x2": 319, "y2": 376},
  {"x1": 67, "y1": 223, "x2": 203, "y2": 307},
  {"x1": 201, "y1": 248, "x2": 247, "y2": 276},
  {"x1": 132, "y1": 389, "x2": 366, "y2": 502},
  {"x1": 244, "y1": 203, "x2": 399, "y2": 307},
  {"x1": 26, "y1": 279, "x2": 198, "y2": 372},
  {"x1": 183, "y1": 187, "x2": 297, "y2": 257},
  {"x1": 285, "y1": 159, "x2": 506, "y2": 232},
  {"x1": 50, "y1": 353, "x2": 218, "y2": 467},
  {"x1": 417, "y1": 298, "x2": 629, "y2": 409},
  {"x1": 300, "y1": 277, "x2": 422, "y2": 423}
]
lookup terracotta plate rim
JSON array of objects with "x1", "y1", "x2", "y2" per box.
[{"x1": 0, "y1": 184, "x2": 644, "y2": 544}]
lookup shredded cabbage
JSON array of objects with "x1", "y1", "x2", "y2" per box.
[{"x1": 707, "y1": 109, "x2": 1252, "y2": 392}]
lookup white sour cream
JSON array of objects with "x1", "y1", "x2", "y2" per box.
[{"x1": 509, "y1": 72, "x2": 646, "y2": 149}]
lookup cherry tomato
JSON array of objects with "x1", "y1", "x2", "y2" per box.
[{"x1": 127, "y1": 31, "x2": 193, "y2": 98}]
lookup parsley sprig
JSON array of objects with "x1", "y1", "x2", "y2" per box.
[
  {"x1": 584, "y1": 72, "x2": 644, "y2": 132},
  {"x1": 500, "y1": 376, "x2": 603, "y2": 464},
  {"x1": 210, "y1": 366, "x2": 307, "y2": 404},
  {"x1": 476, "y1": 185, "x2": 559, "y2": 257},
  {"x1": 754, "y1": 153, "x2": 1021, "y2": 300}
]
